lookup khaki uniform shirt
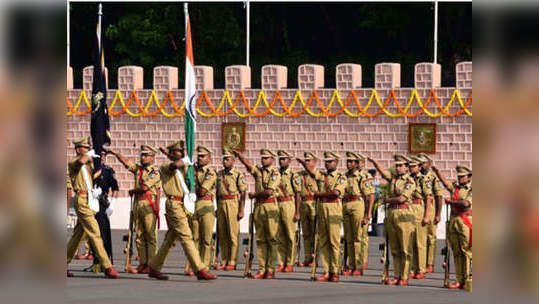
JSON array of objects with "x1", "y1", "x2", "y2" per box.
[
  {"x1": 293, "y1": 170, "x2": 319, "y2": 200},
  {"x1": 389, "y1": 173, "x2": 416, "y2": 204},
  {"x1": 448, "y1": 181, "x2": 472, "y2": 213},
  {"x1": 278, "y1": 167, "x2": 297, "y2": 198},
  {"x1": 422, "y1": 170, "x2": 444, "y2": 197},
  {"x1": 246, "y1": 164, "x2": 281, "y2": 200},
  {"x1": 160, "y1": 162, "x2": 187, "y2": 198},
  {"x1": 314, "y1": 170, "x2": 347, "y2": 199},
  {"x1": 68, "y1": 159, "x2": 94, "y2": 192},
  {"x1": 217, "y1": 168, "x2": 247, "y2": 198},
  {"x1": 127, "y1": 163, "x2": 161, "y2": 198},
  {"x1": 195, "y1": 164, "x2": 217, "y2": 200}
]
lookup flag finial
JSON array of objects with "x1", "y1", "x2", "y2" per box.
[{"x1": 98, "y1": 3, "x2": 102, "y2": 15}]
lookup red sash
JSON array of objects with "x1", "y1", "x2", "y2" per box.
[
  {"x1": 453, "y1": 187, "x2": 471, "y2": 247},
  {"x1": 138, "y1": 168, "x2": 160, "y2": 228},
  {"x1": 303, "y1": 174, "x2": 313, "y2": 196},
  {"x1": 459, "y1": 212, "x2": 472, "y2": 247}
]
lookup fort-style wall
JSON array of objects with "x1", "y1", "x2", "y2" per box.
[{"x1": 66, "y1": 62, "x2": 472, "y2": 198}]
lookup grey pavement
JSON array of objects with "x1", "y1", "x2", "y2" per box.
[{"x1": 66, "y1": 230, "x2": 471, "y2": 304}]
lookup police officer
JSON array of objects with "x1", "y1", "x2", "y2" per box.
[
  {"x1": 192, "y1": 146, "x2": 218, "y2": 268},
  {"x1": 66, "y1": 137, "x2": 119, "y2": 279},
  {"x1": 432, "y1": 165, "x2": 472, "y2": 289},
  {"x1": 416, "y1": 153, "x2": 444, "y2": 274},
  {"x1": 215, "y1": 148, "x2": 247, "y2": 270},
  {"x1": 358, "y1": 154, "x2": 375, "y2": 271},
  {"x1": 294, "y1": 152, "x2": 320, "y2": 268},
  {"x1": 408, "y1": 156, "x2": 428, "y2": 279},
  {"x1": 297, "y1": 151, "x2": 347, "y2": 283},
  {"x1": 275, "y1": 150, "x2": 300, "y2": 273},
  {"x1": 368, "y1": 154, "x2": 416, "y2": 286},
  {"x1": 105, "y1": 145, "x2": 161, "y2": 274},
  {"x1": 342, "y1": 152, "x2": 374, "y2": 276},
  {"x1": 233, "y1": 149, "x2": 281, "y2": 279},
  {"x1": 146, "y1": 140, "x2": 217, "y2": 281}
]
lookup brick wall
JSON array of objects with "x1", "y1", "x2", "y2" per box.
[{"x1": 66, "y1": 87, "x2": 472, "y2": 197}]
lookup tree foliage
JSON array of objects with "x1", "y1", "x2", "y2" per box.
[{"x1": 69, "y1": 2, "x2": 471, "y2": 89}]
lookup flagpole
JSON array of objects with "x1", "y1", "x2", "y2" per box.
[
  {"x1": 433, "y1": 0, "x2": 438, "y2": 64},
  {"x1": 246, "y1": 0, "x2": 250, "y2": 67},
  {"x1": 67, "y1": 0, "x2": 70, "y2": 67}
]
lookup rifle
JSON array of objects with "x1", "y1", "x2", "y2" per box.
[
  {"x1": 310, "y1": 203, "x2": 319, "y2": 281},
  {"x1": 210, "y1": 219, "x2": 220, "y2": 269},
  {"x1": 294, "y1": 220, "x2": 302, "y2": 267},
  {"x1": 380, "y1": 199, "x2": 390, "y2": 283},
  {"x1": 124, "y1": 192, "x2": 136, "y2": 273},
  {"x1": 243, "y1": 198, "x2": 255, "y2": 278},
  {"x1": 443, "y1": 200, "x2": 451, "y2": 288}
]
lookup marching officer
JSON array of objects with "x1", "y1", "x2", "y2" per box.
[
  {"x1": 416, "y1": 153, "x2": 444, "y2": 273},
  {"x1": 297, "y1": 151, "x2": 347, "y2": 283},
  {"x1": 215, "y1": 148, "x2": 247, "y2": 270},
  {"x1": 341, "y1": 152, "x2": 374, "y2": 276},
  {"x1": 192, "y1": 146, "x2": 218, "y2": 268},
  {"x1": 368, "y1": 154, "x2": 416, "y2": 286},
  {"x1": 66, "y1": 137, "x2": 119, "y2": 278},
  {"x1": 233, "y1": 149, "x2": 281, "y2": 279},
  {"x1": 432, "y1": 165, "x2": 472, "y2": 289},
  {"x1": 294, "y1": 152, "x2": 320, "y2": 267},
  {"x1": 408, "y1": 156, "x2": 428, "y2": 279},
  {"x1": 275, "y1": 150, "x2": 300, "y2": 273},
  {"x1": 144, "y1": 140, "x2": 217, "y2": 280},
  {"x1": 105, "y1": 145, "x2": 161, "y2": 274}
]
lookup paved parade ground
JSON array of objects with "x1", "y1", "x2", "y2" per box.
[{"x1": 66, "y1": 230, "x2": 471, "y2": 304}]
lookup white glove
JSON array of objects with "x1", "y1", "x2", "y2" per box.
[
  {"x1": 91, "y1": 186, "x2": 102, "y2": 198},
  {"x1": 105, "y1": 204, "x2": 114, "y2": 217},
  {"x1": 181, "y1": 156, "x2": 193, "y2": 166},
  {"x1": 86, "y1": 149, "x2": 100, "y2": 159}
]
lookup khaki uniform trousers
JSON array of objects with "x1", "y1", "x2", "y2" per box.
[
  {"x1": 386, "y1": 206, "x2": 416, "y2": 280},
  {"x1": 342, "y1": 200, "x2": 365, "y2": 270},
  {"x1": 134, "y1": 199, "x2": 158, "y2": 266},
  {"x1": 192, "y1": 200, "x2": 215, "y2": 267},
  {"x1": 276, "y1": 199, "x2": 297, "y2": 266},
  {"x1": 449, "y1": 214, "x2": 472, "y2": 283},
  {"x1": 149, "y1": 199, "x2": 206, "y2": 272},
  {"x1": 317, "y1": 202, "x2": 343, "y2": 274},
  {"x1": 300, "y1": 200, "x2": 316, "y2": 262},
  {"x1": 410, "y1": 203, "x2": 427, "y2": 274},
  {"x1": 361, "y1": 223, "x2": 369, "y2": 267},
  {"x1": 254, "y1": 201, "x2": 279, "y2": 273},
  {"x1": 67, "y1": 194, "x2": 112, "y2": 269},
  {"x1": 216, "y1": 199, "x2": 240, "y2": 266},
  {"x1": 426, "y1": 201, "x2": 437, "y2": 267}
]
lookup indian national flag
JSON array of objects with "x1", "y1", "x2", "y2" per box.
[{"x1": 184, "y1": 4, "x2": 196, "y2": 192}]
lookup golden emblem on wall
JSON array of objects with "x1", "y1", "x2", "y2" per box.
[
  {"x1": 221, "y1": 122, "x2": 246, "y2": 152},
  {"x1": 409, "y1": 123, "x2": 437, "y2": 154}
]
